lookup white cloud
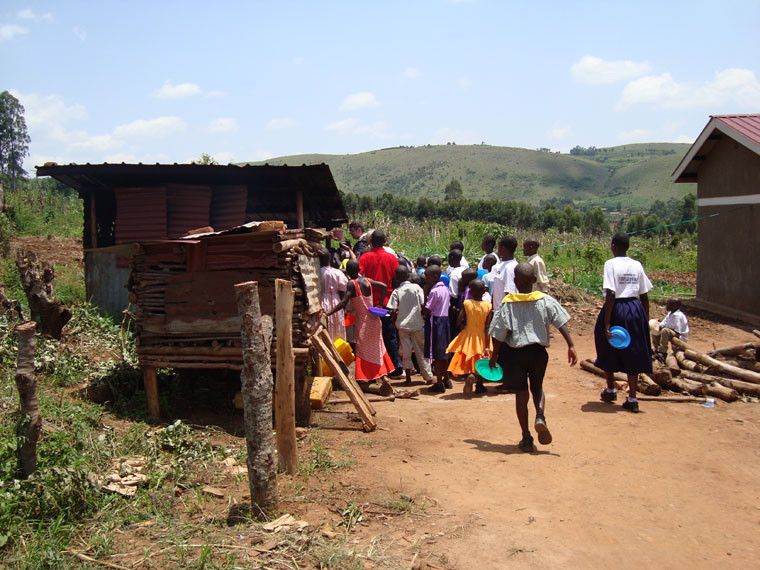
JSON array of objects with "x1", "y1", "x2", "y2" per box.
[
  {"x1": 152, "y1": 80, "x2": 202, "y2": 99},
  {"x1": 326, "y1": 118, "x2": 390, "y2": 138},
  {"x1": 339, "y1": 91, "x2": 380, "y2": 111},
  {"x1": 1, "y1": 24, "x2": 28, "y2": 42},
  {"x1": 14, "y1": 92, "x2": 87, "y2": 131},
  {"x1": 265, "y1": 118, "x2": 298, "y2": 130},
  {"x1": 102, "y1": 152, "x2": 170, "y2": 164},
  {"x1": 616, "y1": 68, "x2": 760, "y2": 110},
  {"x1": 404, "y1": 67, "x2": 421, "y2": 79},
  {"x1": 16, "y1": 9, "x2": 52, "y2": 21},
  {"x1": 73, "y1": 26, "x2": 86, "y2": 41},
  {"x1": 548, "y1": 126, "x2": 572, "y2": 141},
  {"x1": 674, "y1": 134, "x2": 694, "y2": 144},
  {"x1": 429, "y1": 127, "x2": 481, "y2": 145},
  {"x1": 114, "y1": 117, "x2": 186, "y2": 139},
  {"x1": 207, "y1": 117, "x2": 238, "y2": 133},
  {"x1": 571, "y1": 55, "x2": 652, "y2": 84},
  {"x1": 212, "y1": 151, "x2": 236, "y2": 164}
]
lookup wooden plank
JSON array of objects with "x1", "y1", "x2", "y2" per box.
[
  {"x1": 310, "y1": 330, "x2": 377, "y2": 431},
  {"x1": 317, "y1": 328, "x2": 376, "y2": 415},
  {"x1": 297, "y1": 254, "x2": 322, "y2": 315},
  {"x1": 142, "y1": 366, "x2": 160, "y2": 421},
  {"x1": 274, "y1": 279, "x2": 297, "y2": 475}
]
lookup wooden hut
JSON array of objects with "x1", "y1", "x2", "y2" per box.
[
  {"x1": 672, "y1": 114, "x2": 760, "y2": 325},
  {"x1": 36, "y1": 162, "x2": 347, "y2": 419}
]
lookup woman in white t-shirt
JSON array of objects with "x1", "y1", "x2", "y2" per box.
[{"x1": 594, "y1": 233, "x2": 653, "y2": 413}]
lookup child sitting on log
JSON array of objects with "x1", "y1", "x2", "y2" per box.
[
  {"x1": 488, "y1": 262, "x2": 577, "y2": 452},
  {"x1": 649, "y1": 297, "x2": 689, "y2": 363}
]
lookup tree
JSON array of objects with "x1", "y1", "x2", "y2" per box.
[
  {"x1": 582, "y1": 207, "x2": 610, "y2": 236},
  {"x1": 443, "y1": 178, "x2": 463, "y2": 201},
  {"x1": 195, "y1": 153, "x2": 218, "y2": 165},
  {"x1": 0, "y1": 91, "x2": 31, "y2": 184},
  {"x1": 680, "y1": 193, "x2": 697, "y2": 233}
]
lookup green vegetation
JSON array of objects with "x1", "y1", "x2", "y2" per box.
[
  {"x1": 2, "y1": 175, "x2": 82, "y2": 238},
  {"x1": 252, "y1": 142, "x2": 694, "y2": 209}
]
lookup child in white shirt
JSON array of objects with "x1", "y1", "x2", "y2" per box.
[{"x1": 649, "y1": 297, "x2": 689, "y2": 361}]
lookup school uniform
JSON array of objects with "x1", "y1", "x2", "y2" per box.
[
  {"x1": 424, "y1": 281, "x2": 451, "y2": 360},
  {"x1": 490, "y1": 259, "x2": 518, "y2": 311},
  {"x1": 593, "y1": 256, "x2": 654, "y2": 375}
]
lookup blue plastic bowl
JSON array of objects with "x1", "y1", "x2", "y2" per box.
[
  {"x1": 608, "y1": 326, "x2": 631, "y2": 349},
  {"x1": 368, "y1": 306, "x2": 389, "y2": 317}
]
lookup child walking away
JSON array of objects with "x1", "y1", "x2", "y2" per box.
[
  {"x1": 422, "y1": 265, "x2": 451, "y2": 393},
  {"x1": 649, "y1": 297, "x2": 689, "y2": 363},
  {"x1": 489, "y1": 263, "x2": 577, "y2": 452},
  {"x1": 490, "y1": 235, "x2": 518, "y2": 312},
  {"x1": 446, "y1": 280, "x2": 493, "y2": 395},
  {"x1": 594, "y1": 233, "x2": 653, "y2": 413},
  {"x1": 318, "y1": 247, "x2": 348, "y2": 342},
  {"x1": 388, "y1": 265, "x2": 434, "y2": 384},
  {"x1": 325, "y1": 260, "x2": 394, "y2": 393}
]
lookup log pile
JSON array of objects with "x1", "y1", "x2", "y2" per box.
[
  {"x1": 580, "y1": 335, "x2": 760, "y2": 404},
  {"x1": 129, "y1": 224, "x2": 324, "y2": 370}
]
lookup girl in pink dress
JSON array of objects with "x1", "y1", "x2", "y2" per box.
[
  {"x1": 325, "y1": 260, "x2": 394, "y2": 382},
  {"x1": 319, "y1": 248, "x2": 348, "y2": 341}
]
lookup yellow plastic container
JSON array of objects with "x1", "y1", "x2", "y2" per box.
[
  {"x1": 309, "y1": 376, "x2": 333, "y2": 409},
  {"x1": 321, "y1": 338, "x2": 355, "y2": 375}
]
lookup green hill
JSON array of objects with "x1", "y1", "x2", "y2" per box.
[{"x1": 250, "y1": 143, "x2": 694, "y2": 209}]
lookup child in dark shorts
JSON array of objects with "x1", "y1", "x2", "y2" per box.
[{"x1": 488, "y1": 263, "x2": 578, "y2": 452}]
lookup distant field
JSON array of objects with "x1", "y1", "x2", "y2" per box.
[{"x1": 251, "y1": 143, "x2": 695, "y2": 208}]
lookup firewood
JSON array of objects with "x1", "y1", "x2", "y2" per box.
[
  {"x1": 649, "y1": 372, "x2": 706, "y2": 396},
  {"x1": 753, "y1": 330, "x2": 760, "y2": 340},
  {"x1": 663, "y1": 354, "x2": 681, "y2": 376},
  {"x1": 705, "y1": 382, "x2": 739, "y2": 402},
  {"x1": 707, "y1": 343, "x2": 759, "y2": 357},
  {"x1": 579, "y1": 360, "x2": 661, "y2": 395},
  {"x1": 671, "y1": 337, "x2": 760, "y2": 384},
  {"x1": 674, "y1": 351, "x2": 705, "y2": 372},
  {"x1": 678, "y1": 369, "x2": 760, "y2": 398}
]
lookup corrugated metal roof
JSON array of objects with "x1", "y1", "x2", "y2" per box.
[
  {"x1": 35, "y1": 162, "x2": 347, "y2": 228},
  {"x1": 210, "y1": 185, "x2": 247, "y2": 231},
  {"x1": 714, "y1": 114, "x2": 760, "y2": 147},
  {"x1": 166, "y1": 184, "x2": 212, "y2": 238},
  {"x1": 672, "y1": 114, "x2": 760, "y2": 183},
  {"x1": 115, "y1": 187, "x2": 167, "y2": 243}
]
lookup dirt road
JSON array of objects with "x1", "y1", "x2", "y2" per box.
[{"x1": 314, "y1": 316, "x2": 760, "y2": 569}]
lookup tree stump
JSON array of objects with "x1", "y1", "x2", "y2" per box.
[
  {"x1": 16, "y1": 249, "x2": 72, "y2": 339},
  {"x1": 235, "y1": 281, "x2": 278, "y2": 519},
  {"x1": 15, "y1": 322, "x2": 40, "y2": 478}
]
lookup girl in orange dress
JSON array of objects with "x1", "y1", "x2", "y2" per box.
[{"x1": 446, "y1": 279, "x2": 493, "y2": 395}]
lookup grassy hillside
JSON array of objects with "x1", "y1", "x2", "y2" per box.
[{"x1": 252, "y1": 143, "x2": 694, "y2": 209}]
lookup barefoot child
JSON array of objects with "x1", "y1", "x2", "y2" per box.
[
  {"x1": 325, "y1": 260, "x2": 394, "y2": 393},
  {"x1": 388, "y1": 265, "x2": 434, "y2": 384},
  {"x1": 446, "y1": 279, "x2": 493, "y2": 395},
  {"x1": 489, "y1": 263, "x2": 578, "y2": 452},
  {"x1": 594, "y1": 233, "x2": 653, "y2": 413},
  {"x1": 422, "y1": 265, "x2": 451, "y2": 393}
]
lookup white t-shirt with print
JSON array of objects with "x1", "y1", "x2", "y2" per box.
[
  {"x1": 602, "y1": 256, "x2": 653, "y2": 298},
  {"x1": 661, "y1": 309, "x2": 689, "y2": 340},
  {"x1": 491, "y1": 259, "x2": 518, "y2": 307}
]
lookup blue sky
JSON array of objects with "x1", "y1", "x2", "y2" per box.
[{"x1": 3, "y1": 1, "x2": 759, "y2": 172}]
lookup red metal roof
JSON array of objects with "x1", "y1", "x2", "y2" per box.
[
  {"x1": 672, "y1": 114, "x2": 760, "y2": 183},
  {"x1": 713, "y1": 114, "x2": 760, "y2": 147}
]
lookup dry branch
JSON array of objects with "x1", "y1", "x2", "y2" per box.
[
  {"x1": 16, "y1": 250, "x2": 72, "y2": 339},
  {"x1": 579, "y1": 360, "x2": 661, "y2": 395},
  {"x1": 678, "y1": 369, "x2": 760, "y2": 397}
]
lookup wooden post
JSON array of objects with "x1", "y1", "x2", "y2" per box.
[
  {"x1": 296, "y1": 190, "x2": 304, "y2": 229},
  {"x1": 235, "y1": 280, "x2": 278, "y2": 519},
  {"x1": 275, "y1": 279, "x2": 297, "y2": 475},
  {"x1": 15, "y1": 322, "x2": 40, "y2": 478},
  {"x1": 89, "y1": 192, "x2": 98, "y2": 249},
  {"x1": 142, "y1": 366, "x2": 160, "y2": 421}
]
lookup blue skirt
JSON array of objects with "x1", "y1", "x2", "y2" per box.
[
  {"x1": 424, "y1": 315, "x2": 450, "y2": 360},
  {"x1": 593, "y1": 298, "x2": 652, "y2": 375}
]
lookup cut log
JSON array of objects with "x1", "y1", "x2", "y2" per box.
[
  {"x1": 678, "y1": 369, "x2": 760, "y2": 398},
  {"x1": 15, "y1": 322, "x2": 40, "y2": 478},
  {"x1": 752, "y1": 330, "x2": 760, "y2": 340},
  {"x1": 671, "y1": 337, "x2": 760, "y2": 384},
  {"x1": 235, "y1": 280, "x2": 278, "y2": 519},
  {"x1": 274, "y1": 279, "x2": 297, "y2": 475},
  {"x1": 579, "y1": 360, "x2": 661, "y2": 395},
  {"x1": 16, "y1": 250, "x2": 72, "y2": 339},
  {"x1": 663, "y1": 354, "x2": 682, "y2": 376},
  {"x1": 142, "y1": 366, "x2": 160, "y2": 421},
  {"x1": 674, "y1": 351, "x2": 705, "y2": 372},
  {"x1": 706, "y1": 382, "x2": 739, "y2": 402},
  {"x1": 649, "y1": 371, "x2": 706, "y2": 396},
  {"x1": 707, "y1": 343, "x2": 759, "y2": 357}
]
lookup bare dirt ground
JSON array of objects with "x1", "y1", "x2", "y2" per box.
[
  {"x1": 10, "y1": 236, "x2": 760, "y2": 568},
  {"x1": 305, "y1": 311, "x2": 760, "y2": 569}
]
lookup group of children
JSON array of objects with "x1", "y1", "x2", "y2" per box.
[{"x1": 320, "y1": 227, "x2": 690, "y2": 452}]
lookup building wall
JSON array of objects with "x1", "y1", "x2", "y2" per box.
[
  {"x1": 696, "y1": 137, "x2": 760, "y2": 316},
  {"x1": 85, "y1": 250, "x2": 132, "y2": 320}
]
